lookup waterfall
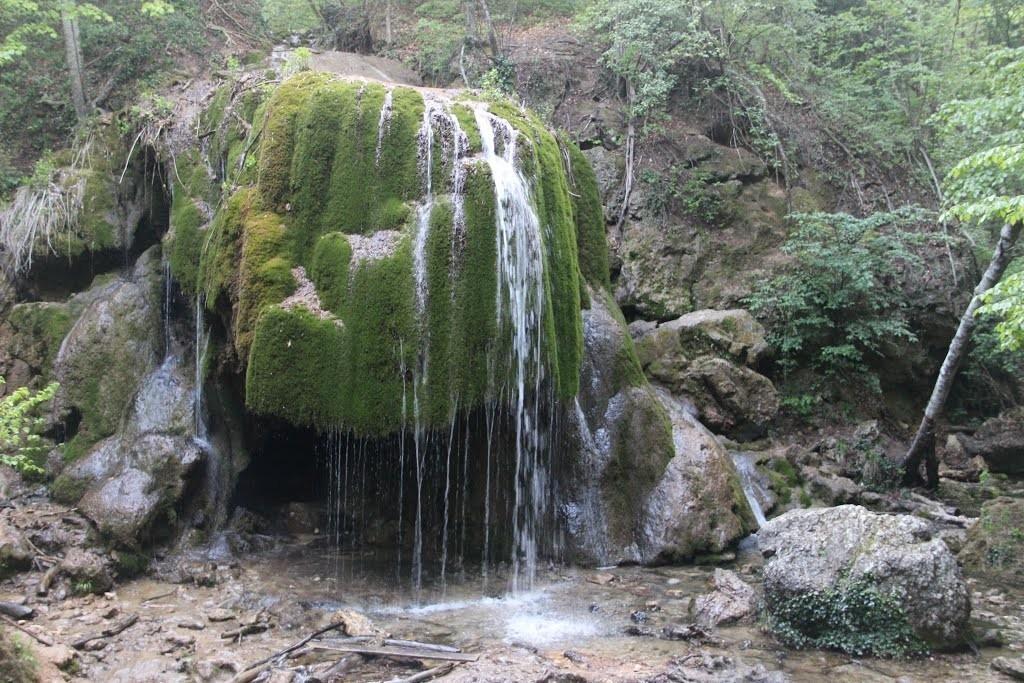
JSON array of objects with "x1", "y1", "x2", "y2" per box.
[
  {"x1": 730, "y1": 452, "x2": 769, "y2": 528},
  {"x1": 474, "y1": 106, "x2": 548, "y2": 593},
  {"x1": 375, "y1": 89, "x2": 393, "y2": 167}
]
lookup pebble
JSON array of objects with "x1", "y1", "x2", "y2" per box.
[
  {"x1": 206, "y1": 608, "x2": 235, "y2": 622},
  {"x1": 177, "y1": 617, "x2": 205, "y2": 630}
]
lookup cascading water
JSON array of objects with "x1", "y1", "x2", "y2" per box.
[
  {"x1": 312, "y1": 94, "x2": 558, "y2": 600},
  {"x1": 730, "y1": 452, "x2": 769, "y2": 527},
  {"x1": 474, "y1": 105, "x2": 548, "y2": 592}
]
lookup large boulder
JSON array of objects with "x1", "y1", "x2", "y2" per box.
[
  {"x1": 960, "y1": 497, "x2": 1024, "y2": 580},
  {"x1": 962, "y1": 408, "x2": 1024, "y2": 475},
  {"x1": 634, "y1": 310, "x2": 778, "y2": 440},
  {"x1": 53, "y1": 355, "x2": 206, "y2": 548},
  {"x1": 562, "y1": 291, "x2": 753, "y2": 565},
  {"x1": 758, "y1": 505, "x2": 970, "y2": 651},
  {"x1": 0, "y1": 516, "x2": 32, "y2": 579},
  {"x1": 53, "y1": 247, "x2": 162, "y2": 445}
]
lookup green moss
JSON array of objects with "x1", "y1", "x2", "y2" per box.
[
  {"x1": 257, "y1": 71, "x2": 331, "y2": 209},
  {"x1": 50, "y1": 469, "x2": 89, "y2": 503},
  {"x1": 259, "y1": 76, "x2": 423, "y2": 254},
  {"x1": 452, "y1": 104, "x2": 482, "y2": 153},
  {"x1": 111, "y1": 549, "x2": 149, "y2": 578},
  {"x1": 767, "y1": 578, "x2": 928, "y2": 657},
  {"x1": 199, "y1": 187, "x2": 250, "y2": 307},
  {"x1": 7, "y1": 302, "x2": 73, "y2": 374},
  {"x1": 167, "y1": 182, "x2": 206, "y2": 294},
  {"x1": 562, "y1": 138, "x2": 611, "y2": 290},
  {"x1": 235, "y1": 211, "x2": 295, "y2": 358},
  {"x1": 310, "y1": 232, "x2": 352, "y2": 313}
]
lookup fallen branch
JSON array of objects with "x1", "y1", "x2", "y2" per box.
[
  {"x1": 142, "y1": 589, "x2": 178, "y2": 604},
  {"x1": 239, "y1": 619, "x2": 348, "y2": 673},
  {"x1": 71, "y1": 614, "x2": 138, "y2": 650},
  {"x1": 310, "y1": 643, "x2": 478, "y2": 662},
  {"x1": 320, "y1": 636, "x2": 461, "y2": 654},
  {"x1": 1, "y1": 614, "x2": 53, "y2": 646},
  {"x1": 387, "y1": 663, "x2": 456, "y2": 683},
  {"x1": 221, "y1": 623, "x2": 269, "y2": 640}
]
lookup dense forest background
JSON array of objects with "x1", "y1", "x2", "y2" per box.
[{"x1": 1, "y1": 0, "x2": 1023, "y2": 463}]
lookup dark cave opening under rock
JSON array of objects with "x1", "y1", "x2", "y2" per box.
[{"x1": 231, "y1": 401, "x2": 570, "y2": 581}]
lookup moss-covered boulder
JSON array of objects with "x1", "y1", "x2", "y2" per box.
[
  {"x1": 187, "y1": 74, "x2": 596, "y2": 437},
  {"x1": 961, "y1": 496, "x2": 1024, "y2": 580},
  {"x1": 759, "y1": 505, "x2": 970, "y2": 651},
  {"x1": 53, "y1": 247, "x2": 163, "y2": 454},
  {"x1": 562, "y1": 291, "x2": 753, "y2": 564}
]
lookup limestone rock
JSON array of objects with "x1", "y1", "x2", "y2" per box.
[
  {"x1": 693, "y1": 568, "x2": 758, "y2": 628},
  {"x1": 53, "y1": 248, "x2": 162, "y2": 443},
  {"x1": 634, "y1": 309, "x2": 769, "y2": 368},
  {"x1": 993, "y1": 656, "x2": 1024, "y2": 681},
  {"x1": 0, "y1": 517, "x2": 32, "y2": 578},
  {"x1": 60, "y1": 548, "x2": 114, "y2": 594},
  {"x1": 640, "y1": 388, "x2": 754, "y2": 564},
  {"x1": 72, "y1": 435, "x2": 205, "y2": 548},
  {"x1": 634, "y1": 313, "x2": 778, "y2": 440},
  {"x1": 562, "y1": 292, "x2": 753, "y2": 565},
  {"x1": 963, "y1": 408, "x2": 1024, "y2": 475},
  {"x1": 806, "y1": 470, "x2": 860, "y2": 505},
  {"x1": 758, "y1": 505, "x2": 970, "y2": 649}
]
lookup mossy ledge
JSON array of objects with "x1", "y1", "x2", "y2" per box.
[{"x1": 193, "y1": 75, "x2": 612, "y2": 436}]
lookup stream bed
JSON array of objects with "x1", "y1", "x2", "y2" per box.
[{"x1": 23, "y1": 535, "x2": 1018, "y2": 682}]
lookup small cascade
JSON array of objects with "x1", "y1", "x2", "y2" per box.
[
  {"x1": 475, "y1": 106, "x2": 548, "y2": 593},
  {"x1": 375, "y1": 89, "x2": 393, "y2": 167},
  {"x1": 730, "y1": 452, "x2": 769, "y2": 528},
  {"x1": 193, "y1": 294, "x2": 209, "y2": 441}
]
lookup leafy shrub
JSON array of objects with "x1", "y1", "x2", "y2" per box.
[
  {"x1": 641, "y1": 166, "x2": 726, "y2": 224},
  {"x1": 747, "y1": 210, "x2": 923, "y2": 392},
  {"x1": 0, "y1": 378, "x2": 58, "y2": 476},
  {"x1": 767, "y1": 579, "x2": 928, "y2": 657}
]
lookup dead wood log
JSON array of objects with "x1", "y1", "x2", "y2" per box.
[
  {"x1": 71, "y1": 614, "x2": 138, "y2": 650},
  {"x1": 0, "y1": 614, "x2": 53, "y2": 646},
  {"x1": 387, "y1": 663, "x2": 457, "y2": 683},
  {"x1": 310, "y1": 643, "x2": 478, "y2": 662}
]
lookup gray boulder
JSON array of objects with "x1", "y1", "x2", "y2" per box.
[
  {"x1": 693, "y1": 568, "x2": 758, "y2": 628},
  {"x1": 634, "y1": 310, "x2": 778, "y2": 440},
  {"x1": 758, "y1": 505, "x2": 970, "y2": 649},
  {"x1": 0, "y1": 517, "x2": 32, "y2": 579},
  {"x1": 562, "y1": 291, "x2": 753, "y2": 565},
  {"x1": 962, "y1": 408, "x2": 1024, "y2": 475},
  {"x1": 54, "y1": 248, "x2": 162, "y2": 443}
]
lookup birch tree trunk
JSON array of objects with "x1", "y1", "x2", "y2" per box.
[
  {"x1": 902, "y1": 221, "x2": 1022, "y2": 487},
  {"x1": 477, "y1": 0, "x2": 500, "y2": 58},
  {"x1": 61, "y1": 6, "x2": 89, "y2": 122}
]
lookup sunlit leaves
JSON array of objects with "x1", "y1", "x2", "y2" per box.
[{"x1": 0, "y1": 377, "x2": 57, "y2": 475}]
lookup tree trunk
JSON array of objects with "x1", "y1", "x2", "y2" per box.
[
  {"x1": 614, "y1": 79, "x2": 637, "y2": 239},
  {"x1": 477, "y1": 0, "x2": 500, "y2": 58},
  {"x1": 384, "y1": 0, "x2": 393, "y2": 45},
  {"x1": 61, "y1": 6, "x2": 89, "y2": 122},
  {"x1": 902, "y1": 221, "x2": 1022, "y2": 487}
]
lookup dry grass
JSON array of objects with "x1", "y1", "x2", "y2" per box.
[{"x1": 0, "y1": 138, "x2": 93, "y2": 275}]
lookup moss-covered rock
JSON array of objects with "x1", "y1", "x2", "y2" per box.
[
  {"x1": 53, "y1": 247, "x2": 162, "y2": 453},
  {"x1": 961, "y1": 496, "x2": 1024, "y2": 580},
  {"x1": 197, "y1": 75, "x2": 602, "y2": 436}
]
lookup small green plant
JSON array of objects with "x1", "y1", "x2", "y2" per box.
[
  {"x1": 479, "y1": 57, "x2": 517, "y2": 98},
  {"x1": 767, "y1": 579, "x2": 928, "y2": 657},
  {"x1": 0, "y1": 627, "x2": 38, "y2": 683},
  {"x1": 72, "y1": 580, "x2": 95, "y2": 596},
  {"x1": 283, "y1": 47, "x2": 312, "y2": 77},
  {"x1": 641, "y1": 166, "x2": 725, "y2": 223},
  {"x1": 780, "y1": 393, "x2": 819, "y2": 419},
  {"x1": 0, "y1": 378, "x2": 58, "y2": 476}
]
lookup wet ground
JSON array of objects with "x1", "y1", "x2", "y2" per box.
[{"x1": 6, "y1": 534, "x2": 1022, "y2": 682}]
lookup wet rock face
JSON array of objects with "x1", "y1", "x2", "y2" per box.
[
  {"x1": 758, "y1": 505, "x2": 971, "y2": 649},
  {"x1": 563, "y1": 292, "x2": 752, "y2": 565},
  {"x1": 634, "y1": 309, "x2": 778, "y2": 440},
  {"x1": 53, "y1": 247, "x2": 163, "y2": 444},
  {"x1": 54, "y1": 356, "x2": 206, "y2": 549},
  {"x1": 693, "y1": 568, "x2": 758, "y2": 628}
]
